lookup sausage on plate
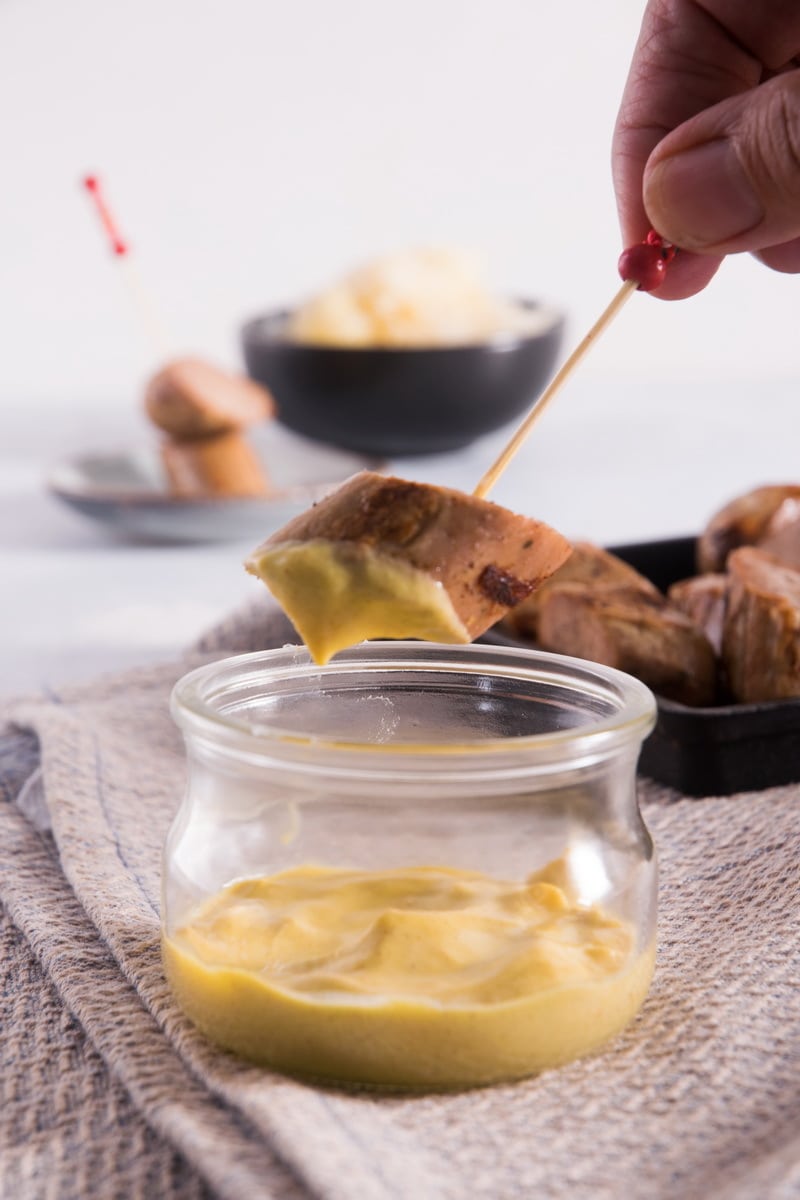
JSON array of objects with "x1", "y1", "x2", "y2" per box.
[
  {"x1": 146, "y1": 359, "x2": 275, "y2": 439},
  {"x1": 162, "y1": 431, "x2": 271, "y2": 498}
]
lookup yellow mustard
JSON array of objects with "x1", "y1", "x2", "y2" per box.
[
  {"x1": 245, "y1": 539, "x2": 470, "y2": 664},
  {"x1": 163, "y1": 861, "x2": 654, "y2": 1088}
]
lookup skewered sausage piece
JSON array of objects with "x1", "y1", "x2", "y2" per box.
[{"x1": 245, "y1": 471, "x2": 572, "y2": 664}]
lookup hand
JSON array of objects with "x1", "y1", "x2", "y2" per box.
[{"x1": 613, "y1": 1, "x2": 800, "y2": 298}]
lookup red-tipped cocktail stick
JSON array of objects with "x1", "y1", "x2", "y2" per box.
[
  {"x1": 81, "y1": 172, "x2": 172, "y2": 358},
  {"x1": 83, "y1": 174, "x2": 129, "y2": 256},
  {"x1": 473, "y1": 232, "x2": 675, "y2": 499}
]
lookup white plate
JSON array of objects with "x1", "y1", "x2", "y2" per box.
[{"x1": 47, "y1": 425, "x2": 386, "y2": 544}]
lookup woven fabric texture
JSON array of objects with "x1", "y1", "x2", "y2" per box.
[{"x1": 1, "y1": 597, "x2": 799, "y2": 1200}]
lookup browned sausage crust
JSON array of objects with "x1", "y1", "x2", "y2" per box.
[
  {"x1": 252, "y1": 471, "x2": 572, "y2": 640},
  {"x1": 697, "y1": 485, "x2": 800, "y2": 573},
  {"x1": 722, "y1": 548, "x2": 800, "y2": 703},
  {"x1": 146, "y1": 359, "x2": 275, "y2": 439},
  {"x1": 500, "y1": 542, "x2": 659, "y2": 642},
  {"x1": 536, "y1": 583, "x2": 717, "y2": 707}
]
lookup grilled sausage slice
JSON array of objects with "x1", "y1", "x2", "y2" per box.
[
  {"x1": 245, "y1": 471, "x2": 572, "y2": 663},
  {"x1": 500, "y1": 542, "x2": 659, "y2": 643},
  {"x1": 697, "y1": 485, "x2": 800, "y2": 573},
  {"x1": 722, "y1": 547, "x2": 800, "y2": 703},
  {"x1": 146, "y1": 359, "x2": 275, "y2": 439},
  {"x1": 162, "y1": 432, "x2": 271, "y2": 498},
  {"x1": 536, "y1": 583, "x2": 717, "y2": 706}
]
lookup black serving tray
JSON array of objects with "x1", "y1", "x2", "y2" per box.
[
  {"x1": 610, "y1": 537, "x2": 800, "y2": 796},
  {"x1": 494, "y1": 536, "x2": 800, "y2": 798}
]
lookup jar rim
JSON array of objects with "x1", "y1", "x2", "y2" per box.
[{"x1": 171, "y1": 642, "x2": 656, "y2": 769}]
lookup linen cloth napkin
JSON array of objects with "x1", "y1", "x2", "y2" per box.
[{"x1": 1, "y1": 597, "x2": 799, "y2": 1200}]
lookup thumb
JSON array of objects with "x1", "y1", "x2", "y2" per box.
[{"x1": 643, "y1": 70, "x2": 800, "y2": 255}]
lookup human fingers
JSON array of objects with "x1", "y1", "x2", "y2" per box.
[
  {"x1": 613, "y1": 4, "x2": 759, "y2": 235},
  {"x1": 613, "y1": 0, "x2": 800, "y2": 298},
  {"x1": 643, "y1": 70, "x2": 800, "y2": 260}
]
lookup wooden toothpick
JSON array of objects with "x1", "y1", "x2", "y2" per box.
[
  {"x1": 473, "y1": 278, "x2": 638, "y2": 500},
  {"x1": 82, "y1": 174, "x2": 173, "y2": 359}
]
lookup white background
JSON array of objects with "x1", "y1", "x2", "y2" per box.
[
  {"x1": 4, "y1": 0, "x2": 800, "y2": 398},
  {"x1": 1, "y1": 0, "x2": 797, "y2": 692}
]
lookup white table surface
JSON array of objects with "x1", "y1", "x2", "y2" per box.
[{"x1": 3, "y1": 373, "x2": 795, "y2": 698}]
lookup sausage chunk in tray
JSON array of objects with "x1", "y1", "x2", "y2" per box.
[
  {"x1": 722, "y1": 548, "x2": 800, "y2": 703},
  {"x1": 697, "y1": 485, "x2": 800, "y2": 573},
  {"x1": 536, "y1": 583, "x2": 717, "y2": 707}
]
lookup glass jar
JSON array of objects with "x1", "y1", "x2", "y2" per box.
[{"x1": 162, "y1": 641, "x2": 657, "y2": 1090}]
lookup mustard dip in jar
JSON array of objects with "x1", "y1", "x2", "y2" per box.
[{"x1": 162, "y1": 642, "x2": 657, "y2": 1089}]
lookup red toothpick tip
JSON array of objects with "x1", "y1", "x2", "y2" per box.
[
  {"x1": 81, "y1": 172, "x2": 129, "y2": 257},
  {"x1": 618, "y1": 229, "x2": 677, "y2": 292}
]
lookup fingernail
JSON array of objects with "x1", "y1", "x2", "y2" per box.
[{"x1": 645, "y1": 139, "x2": 764, "y2": 248}]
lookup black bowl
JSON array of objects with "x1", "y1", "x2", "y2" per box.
[{"x1": 240, "y1": 303, "x2": 564, "y2": 457}]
